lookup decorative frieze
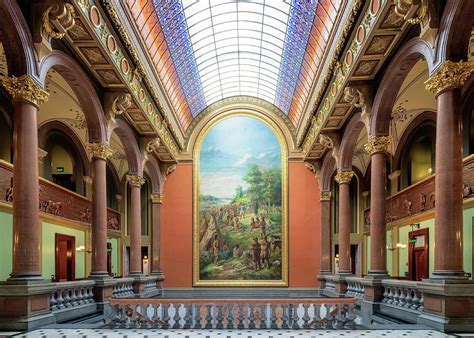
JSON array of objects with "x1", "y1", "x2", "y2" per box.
[
  {"x1": 126, "y1": 174, "x2": 145, "y2": 188},
  {"x1": 320, "y1": 191, "x2": 332, "y2": 202},
  {"x1": 364, "y1": 136, "x2": 392, "y2": 155},
  {"x1": 150, "y1": 193, "x2": 163, "y2": 204},
  {"x1": 335, "y1": 171, "x2": 354, "y2": 185},
  {"x1": 425, "y1": 60, "x2": 474, "y2": 95},
  {"x1": 87, "y1": 143, "x2": 113, "y2": 160},
  {"x1": 0, "y1": 75, "x2": 49, "y2": 106}
]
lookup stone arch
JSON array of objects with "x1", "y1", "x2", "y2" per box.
[
  {"x1": 393, "y1": 111, "x2": 437, "y2": 170},
  {"x1": 370, "y1": 38, "x2": 434, "y2": 137},
  {"x1": 319, "y1": 150, "x2": 336, "y2": 192},
  {"x1": 337, "y1": 113, "x2": 367, "y2": 171},
  {"x1": 0, "y1": 0, "x2": 38, "y2": 77},
  {"x1": 38, "y1": 120, "x2": 90, "y2": 177},
  {"x1": 38, "y1": 51, "x2": 107, "y2": 143},
  {"x1": 434, "y1": 0, "x2": 474, "y2": 65},
  {"x1": 144, "y1": 155, "x2": 164, "y2": 194},
  {"x1": 108, "y1": 119, "x2": 142, "y2": 175}
]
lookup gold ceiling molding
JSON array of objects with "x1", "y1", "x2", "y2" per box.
[
  {"x1": 99, "y1": 0, "x2": 184, "y2": 146},
  {"x1": 363, "y1": 135, "x2": 392, "y2": 155},
  {"x1": 0, "y1": 75, "x2": 49, "y2": 106},
  {"x1": 126, "y1": 174, "x2": 145, "y2": 188},
  {"x1": 425, "y1": 60, "x2": 474, "y2": 95},
  {"x1": 320, "y1": 191, "x2": 332, "y2": 202},
  {"x1": 150, "y1": 193, "x2": 163, "y2": 204},
  {"x1": 335, "y1": 171, "x2": 355, "y2": 185},
  {"x1": 302, "y1": 0, "x2": 411, "y2": 160},
  {"x1": 87, "y1": 142, "x2": 113, "y2": 160},
  {"x1": 42, "y1": 3, "x2": 76, "y2": 40},
  {"x1": 394, "y1": 0, "x2": 428, "y2": 25}
]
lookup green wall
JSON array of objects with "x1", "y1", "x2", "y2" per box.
[
  {"x1": 0, "y1": 211, "x2": 12, "y2": 281},
  {"x1": 386, "y1": 230, "x2": 393, "y2": 276},
  {"x1": 41, "y1": 221, "x2": 86, "y2": 280},
  {"x1": 463, "y1": 208, "x2": 473, "y2": 276},
  {"x1": 364, "y1": 232, "x2": 392, "y2": 275},
  {"x1": 107, "y1": 237, "x2": 119, "y2": 276}
]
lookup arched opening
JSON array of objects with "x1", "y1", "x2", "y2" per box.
[
  {"x1": 0, "y1": 107, "x2": 13, "y2": 163},
  {"x1": 43, "y1": 131, "x2": 86, "y2": 195},
  {"x1": 399, "y1": 122, "x2": 436, "y2": 189},
  {"x1": 462, "y1": 88, "x2": 474, "y2": 156}
]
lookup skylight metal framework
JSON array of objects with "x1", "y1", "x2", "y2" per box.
[{"x1": 127, "y1": 0, "x2": 342, "y2": 130}]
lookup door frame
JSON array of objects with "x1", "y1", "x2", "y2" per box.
[
  {"x1": 408, "y1": 228, "x2": 429, "y2": 281},
  {"x1": 55, "y1": 233, "x2": 76, "y2": 282}
]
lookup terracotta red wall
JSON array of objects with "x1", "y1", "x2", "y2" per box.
[
  {"x1": 161, "y1": 161, "x2": 321, "y2": 288},
  {"x1": 288, "y1": 161, "x2": 321, "y2": 287}
]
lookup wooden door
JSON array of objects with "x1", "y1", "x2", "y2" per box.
[
  {"x1": 408, "y1": 228, "x2": 429, "y2": 281},
  {"x1": 55, "y1": 234, "x2": 75, "y2": 282},
  {"x1": 107, "y1": 242, "x2": 112, "y2": 276}
]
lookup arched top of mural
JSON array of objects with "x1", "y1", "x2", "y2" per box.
[{"x1": 185, "y1": 97, "x2": 298, "y2": 157}]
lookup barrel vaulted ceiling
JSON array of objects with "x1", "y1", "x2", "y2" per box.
[{"x1": 125, "y1": 0, "x2": 345, "y2": 131}]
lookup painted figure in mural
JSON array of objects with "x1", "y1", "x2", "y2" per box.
[
  {"x1": 197, "y1": 116, "x2": 284, "y2": 283},
  {"x1": 252, "y1": 237, "x2": 262, "y2": 271}
]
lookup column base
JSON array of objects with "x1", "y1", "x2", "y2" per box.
[
  {"x1": 431, "y1": 270, "x2": 469, "y2": 280},
  {"x1": 0, "y1": 280, "x2": 55, "y2": 331},
  {"x1": 8, "y1": 273, "x2": 43, "y2": 282},
  {"x1": 417, "y1": 279, "x2": 474, "y2": 333}
]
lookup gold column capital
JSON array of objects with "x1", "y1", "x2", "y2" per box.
[
  {"x1": 335, "y1": 171, "x2": 354, "y2": 185},
  {"x1": 87, "y1": 143, "x2": 113, "y2": 160},
  {"x1": 364, "y1": 135, "x2": 392, "y2": 155},
  {"x1": 0, "y1": 75, "x2": 49, "y2": 106},
  {"x1": 320, "y1": 191, "x2": 332, "y2": 202},
  {"x1": 425, "y1": 60, "x2": 474, "y2": 95},
  {"x1": 126, "y1": 174, "x2": 145, "y2": 188},
  {"x1": 150, "y1": 193, "x2": 163, "y2": 204}
]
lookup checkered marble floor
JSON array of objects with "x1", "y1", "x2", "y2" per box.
[{"x1": 12, "y1": 329, "x2": 455, "y2": 338}]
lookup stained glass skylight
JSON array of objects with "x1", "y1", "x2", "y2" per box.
[{"x1": 127, "y1": 0, "x2": 342, "y2": 130}]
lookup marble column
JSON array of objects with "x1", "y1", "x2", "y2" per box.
[
  {"x1": 425, "y1": 60, "x2": 474, "y2": 279},
  {"x1": 0, "y1": 75, "x2": 49, "y2": 280},
  {"x1": 127, "y1": 174, "x2": 145, "y2": 276},
  {"x1": 334, "y1": 171, "x2": 354, "y2": 275},
  {"x1": 150, "y1": 193, "x2": 163, "y2": 277},
  {"x1": 364, "y1": 136, "x2": 391, "y2": 275},
  {"x1": 319, "y1": 191, "x2": 332, "y2": 274},
  {"x1": 88, "y1": 143, "x2": 113, "y2": 277}
]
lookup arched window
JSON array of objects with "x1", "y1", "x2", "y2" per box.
[
  {"x1": 0, "y1": 109, "x2": 13, "y2": 163},
  {"x1": 127, "y1": 175, "x2": 151, "y2": 236},
  {"x1": 43, "y1": 131, "x2": 85, "y2": 195},
  {"x1": 400, "y1": 123, "x2": 436, "y2": 189}
]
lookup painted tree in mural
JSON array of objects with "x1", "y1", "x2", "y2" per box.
[{"x1": 195, "y1": 116, "x2": 286, "y2": 285}]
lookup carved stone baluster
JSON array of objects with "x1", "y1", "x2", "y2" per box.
[
  {"x1": 312, "y1": 304, "x2": 322, "y2": 329},
  {"x1": 215, "y1": 304, "x2": 223, "y2": 329},
  {"x1": 50, "y1": 290, "x2": 57, "y2": 311},
  {"x1": 70, "y1": 288, "x2": 78, "y2": 307},
  {"x1": 204, "y1": 304, "x2": 213, "y2": 329},
  {"x1": 248, "y1": 304, "x2": 256, "y2": 329},
  {"x1": 333, "y1": 304, "x2": 344, "y2": 329},
  {"x1": 56, "y1": 289, "x2": 64, "y2": 309},
  {"x1": 194, "y1": 304, "x2": 202, "y2": 329},
  {"x1": 398, "y1": 287, "x2": 406, "y2": 307},
  {"x1": 226, "y1": 304, "x2": 234, "y2": 329},
  {"x1": 182, "y1": 304, "x2": 192, "y2": 329},
  {"x1": 393, "y1": 287, "x2": 400, "y2": 306},
  {"x1": 270, "y1": 304, "x2": 278, "y2": 329},
  {"x1": 411, "y1": 290, "x2": 420, "y2": 310},
  {"x1": 281, "y1": 304, "x2": 289, "y2": 329},
  {"x1": 172, "y1": 304, "x2": 181, "y2": 329},
  {"x1": 322, "y1": 304, "x2": 333, "y2": 329},
  {"x1": 302, "y1": 304, "x2": 310, "y2": 329},
  {"x1": 404, "y1": 288, "x2": 413, "y2": 308},
  {"x1": 291, "y1": 304, "x2": 299, "y2": 329},
  {"x1": 64, "y1": 289, "x2": 72, "y2": 308},
  {"x1": 259, "y1": 304, "x2": 267, "y2": 329},
  {"x1": 161, "y1": 303, "x2": 170, "y2": 329},
  {"x1": 419, "y1": 292, "x2": 424, "y2": 312},
  {"x1": 382, "y1": 286, "x2": 388, "y2": 303},
  {"x1": 88, "y1": 287, "x2": 95, "y2": 303},
  {"x1": 237, "y1": 304, "x2": 245, "y2": 329}
]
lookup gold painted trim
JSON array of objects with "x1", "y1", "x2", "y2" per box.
[{"x1": 192, "y1": 112, "x2": 289, "y2": 287}]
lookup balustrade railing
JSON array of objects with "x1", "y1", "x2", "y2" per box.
[
  {"x1": 345, "y1": 277, "x2": 365, "y2": 300},
  {"x1": 112, "y1": 278, "x2": 135, "y2": 298},
  {"x1": 381, "y1": 280, "x2": 423, "y2": 312},
  {"x1": 108, "y1": 298, "x2": 357, "y2": 330},
  {"x1": 50, "y1": 280, "x2": 96, "y2": 312}
]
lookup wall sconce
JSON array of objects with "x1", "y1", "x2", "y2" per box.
[
  {"x1": 386, "y1": 243, "x2": 407, "y2": 251},
  {"x1": 143, "y1": 255, "x2": 149, "y2": 264},
  {"x1": 76, "y1": 245, "x2": 85, "y2": 252}
]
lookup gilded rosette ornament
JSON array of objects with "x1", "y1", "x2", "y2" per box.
[
  {"x1": 425, "y1": 60, "x2": 474, "y2": 95},
  {"x1": 364, "y1": 136, "x2": 392, "y2": 155},
  {"x1": 87, "y1": 143, "x2": 113, "y2": 160},
  {"x1": 335, "y1": 171, "x2": 354, "y2": 185},
  {"x1": 126, "y1": 175, "x2": 145, "y2": 188},
  {"x1": 320, "y1": 191, "x2": 332, "y2": 202},
  {"x1": 150, "y1": 193, "x2": 163, "y2": 204},
  {"x1": 0, "y1": 75, "x2": 49, "y2": 106}
]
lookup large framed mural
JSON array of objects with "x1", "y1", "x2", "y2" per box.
[{"x1": 193, "y1": 114, "x2": 288, "y2": 286}]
